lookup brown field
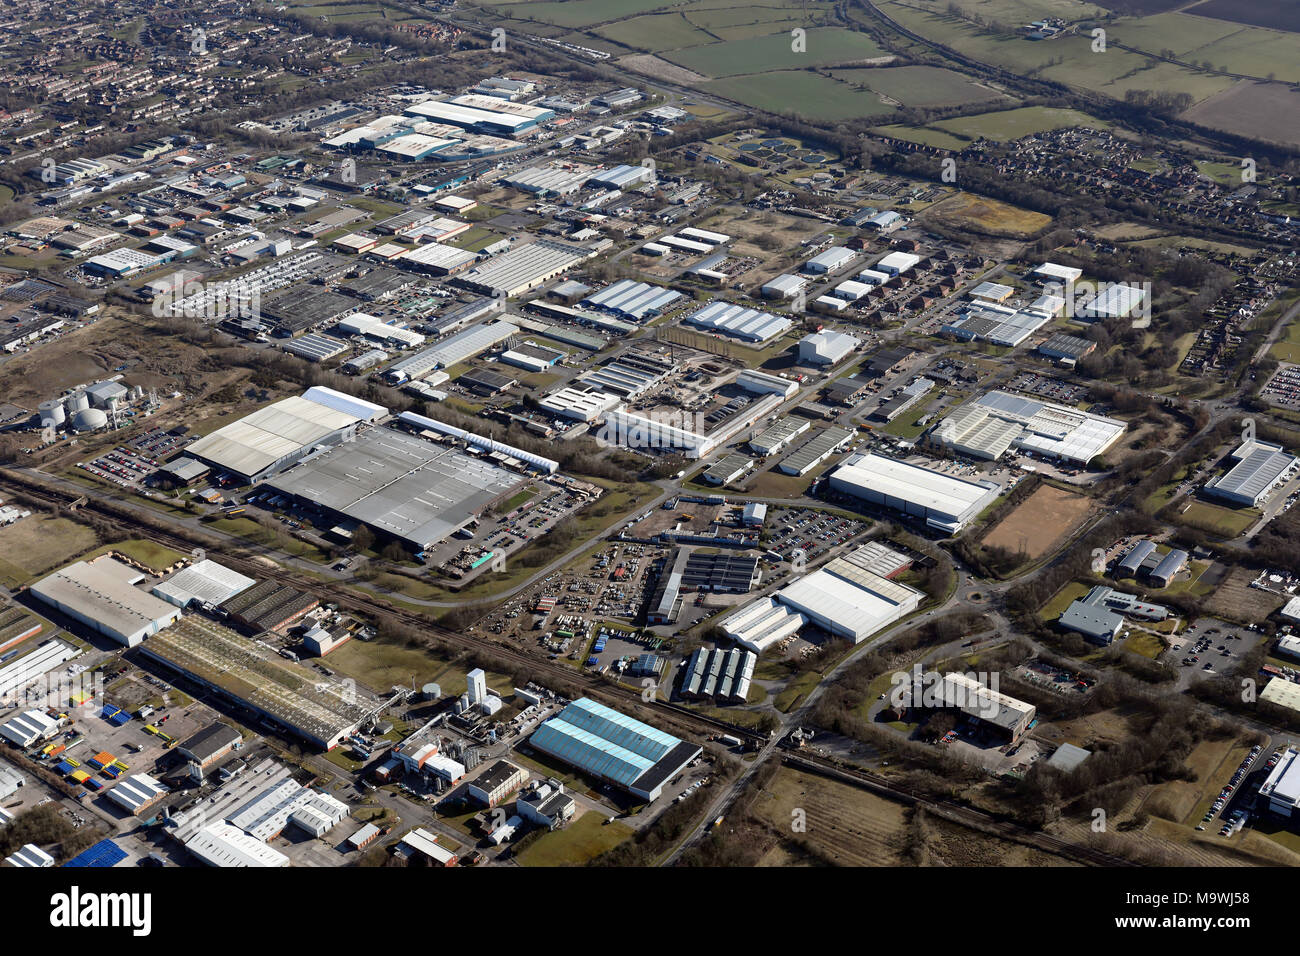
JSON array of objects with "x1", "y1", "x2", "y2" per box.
[
  {"x1": 1186, "y1": 0, "x2": 1300, "y2": 32},
  {"x1": 982, "y1": 484, "x2": 1093, "y2": 559},
  {"x1": 753, "y1": 767, "x2": 908, "y2": 866},
  {"x1": 617, "y1": 53, "x2": 709, "y2": 84},
  {"x1": 1182, "y1": 81, "x2": 1300, "y2": 148},
  {"x1": 1205, "y1": 566, "x2": 1285, "y2": 621},
  {"x1": 920, "y1": 191, "x2": 1052, "y2": 238},
  {"x1": 1141, "y1": 737, "x2": 1243, "y2": 824}
]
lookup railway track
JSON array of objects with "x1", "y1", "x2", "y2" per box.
[
  {"x1": 782, "y1": 750, "x2": 1137, "y2": 867},
  {"x1": 0, "y1": 469, "x2": 764, "y2": 746}
]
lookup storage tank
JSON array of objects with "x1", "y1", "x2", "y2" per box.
[
  {"x1": 71, "y1": 408, "x2": 108, "y2": 433},
  {"x1": 37, "y1": 400, "x2": 65, "y2": 428},
  {"x1": 64, "y1": 392, "x2": 90, "y2": 414}
]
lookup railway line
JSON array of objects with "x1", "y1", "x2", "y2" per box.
[{"x1": 0, "y1": 468, "x2": 765, "y2": 748}]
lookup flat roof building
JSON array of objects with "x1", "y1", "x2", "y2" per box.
[
  {"x1": 466, "y1": 759, "x2": 529, "y2": 807},
  {"x1": 1204, "y1": 439, "x2": 1297, "y2": 508},
  {"x1": 266, "y1": 426, "x2": 524, "y2": 551},
  {"x1": 31, "y1": 557, "x2": 182, "y2": 648},
  {"x1": 829, "y1": 453, "x2": 999, "y2": 534},
  {"x1": 932, "y1": 390, "x2": 1125, "y2": 465},
  {"x1": 799, "y1": 330, "x2": 859, "y2": 365}
]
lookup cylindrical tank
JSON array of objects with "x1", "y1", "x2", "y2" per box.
[
  {"x1": 37, "y1": 400, "x2": 65, "y2": 427},
  {"x1": 71, "y1": 408, "x2": 108, "y2": 433},
  {"x1": 65, "y1": 392, "x2": 90, "y2": 414}
]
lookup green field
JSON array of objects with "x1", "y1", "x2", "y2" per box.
[
  {"x1": 706, "y1": 71, "x2": 896, "y2": 121},
  {"x1": 663, "y1": 28, "x2": 886, "y2": 78},
  {"x1": 515, "y1": 811, "x2": 633, "y2": 866},
  {"x1": 931, "y1": 106, "x2": 1113, "y2": 141},
  {"x1": 594, "y1": 11, "x2": 714, "y2": 50},
  {"x1": 476, "y1": 0, "x2": 682, "y2": 29},
  {"x1": 828, "y1": 64, "x2": 1007, "y2": 108}
]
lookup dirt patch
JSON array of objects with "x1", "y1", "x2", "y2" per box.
[
  {"x1": 617, "y1": 53, "x2": 709, "y2": 85},
  {"x1": 982, "y1": 485, "x2": 1094, "y2": 559},
  {"x1": 1205, "y1": 566, "x2": 1285, "y2": 621}
]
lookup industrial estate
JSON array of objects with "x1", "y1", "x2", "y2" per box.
[{"x1": 0, "y1": 0, "x2": 1296, "y2": 888}]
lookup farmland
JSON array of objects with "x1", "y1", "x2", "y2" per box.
[
  {"x1": 705, "y1": 71, "x2": 897, "y2": 121},
  {"x1": 661, "y1": 28, "x2": 887, "y2": 78}
]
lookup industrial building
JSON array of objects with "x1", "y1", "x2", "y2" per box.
[
  {"x1": 604, "y1": 393, "x2": 781, "y2": 460},
  {"x1": 828, "y1": 454, "x2": 1000, "y2": 534},
  {"x1": 139, "y1": 617, "x2": 371, "y2": 750},
  {"x1": 267, "y1": 426, "x2": 524, "y2": 552},
  {"x1": 1058, "y1": 586, "x2": 1169, "y2": 646},
  {"x1": 871, "y1": 378, "x2": 934, "y2": 423},
  {"x1": 761, "y1": 274, "x2": 808, "y2": 300},
  {"x1": 177, "y1": 723, "x2": 243, "y2": 776},
  {"x1": 466, "y1": 759, "x2": 529, "y2": 807},
  {"x1": 647, "y1": 548, "x2": 761, "y2": 625},
  {"x1": 220, "y1": 580, "x2": 319, "y2": 634},
  {"x1": 454, "y1": 239, "x2": 595, "y2": 298},
  {"x1": 538, "y1": 386, "x2": 621, "y2": 422},
  {"x1": 804, "y1": 246, "x2": 856, "y2": 274},
  {"x1": 0, "y1": 638, "x2": 80, "y2": 703},
  {"x1": 679, "y1": 646, "x2": 756, "y2": 704},
  {"x1": 749, "y1": 417, "x2": 811, "y2": 457},
  {"x1": 387, "y1": 321, "x2": 518, "y2": 383},
  {"x1": 900, "y1": 672, "x2": 1036, "y2": 745},
  {"x1": 1261, "y1": 679, "x2": 1300, "y2": 716},
  {"x1": 184, "y1": 387, "x2": 388, "y2": 483},
  {"x1": 798, "y1": 330, "x2": 859, "y2": 365},
  {"x1": 931, "y1": 390, "x2": 1125, "y2": 466},
  {"x1": 397, "y1": 411, "x2": 559, "y2": 474},
  {"x1": 106, "y1": 773, "x2": 168, "y2": 816},
  {"x1": 736, "y1": 369, "x2": 799, "y2": 399},
  {"x1": 582, "y1": 279, "x2": 683, "y2": 322},
  {"x1": 940, "y1": 305, "x2": 1051, "y2": 348},
  {"x1": 184, "y1": 823, "x2": 290, "y2": 868},
  {"x1": 1259, "y1": 747, "x2": 1300, "y2": 817},
  {"x1": 1076, "y1": 282, "x2": 1148, "y2": 321},
  {"x1": 1037, "y1": 333, "x2": 1096, "y2": 364},
  {"x1": 517, "y1": 783, "x2": 576, "y2": 829},
  {"x1": 577, "y1": 350, "x2": 677, "y2": 398},
  {"x1": 0, "y1": 709, "x2": 61, "y2": 748},
  {"x1": 30, "y1": 557, "x2": 182, "y2": 647},
  {"x1": 702, "y1": 453, "x2": 753, "y2": 486},
  {"x1": 152, "y1": 559, "x2": 256, "y2": 609},
  {"x1": 682, "y1": 301, "x2": 793, "y2": 343},
  {"x1": 529, "y1": 698, "x2": 701, "y2": 802},
  {"x1": 721, "y1": 544, "x2": 921, "y2": 650},
  {"x1": 1203, "y1": 438, "x2": 1298, "y2": 507},
  {"x1": 778, "y1": 427, "x2": 855, "y2": 476}
]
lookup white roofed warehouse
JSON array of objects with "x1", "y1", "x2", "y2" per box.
[
  {"x1": 1203, "y1": 439, "x2": 1298, "y2": 507},
  {"x1": 183, "y1": 387, "x2": 388, "y2": 484},
  {"x1": 931, "y1": 390, "x2": 1125, "y2": 465},
  {"x1": 31, "y1": 557, "x2": 182, "y2": 647},
  {"x1": 829, "y1": 453, "x2": 1000, "y2": 534}
]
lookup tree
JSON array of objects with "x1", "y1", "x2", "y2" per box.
[{"x1": 351, "y1": 525, "x2": 375, "y2": 553}]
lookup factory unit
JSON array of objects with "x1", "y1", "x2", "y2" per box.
[
  {"x1": 778, "y1": 426, "x2": 855, "y2": 476},
  {"x1": 804, "y1": 246, "x2": 856, "y2": 275},
  {"x1": 702, "y1": 453, "x2": 753, "y2": 487},
  {"x1": 1260, "y1": 747, "x2": 1300, "y2": 817},
  {"x1": 899, "y1": 672, "x2": 1036, "y2": 746},
  {"x1": 721, "y1": 548, "x2": 922, "y2": 650},
  {"x1": 454, "y1": 239, "x2": 596, "y2": 298},
  {"x1": 736, "y1": 369, "x2": 799, "y2": 399},
  {"x1": 761, "y1": 274, "x2": 809, "y2": 300},
  {"x1": 930, "y1": 390, "x2": 1125, "y2": 466},
  {"x1": 384, "y1": 320, "x2": 519, "y2": 383},
  {"x1": 798, "y1": 330, "x2": 860, "y2": 366},
  {"x1": 1037, "y1": 333, "x2": 1096, "y2": 365},
  {"x1": 152, "y1": 559, "x2": 256, "y2": 609},
  {"x1": 538, "y1": 386, "x2": 621, "y2": 422},
  {"x1": 749, "y1": 417, "x2": 811, "y2": 457},
  {"x1": 1203, "y1": 438, "x2": 1298, "y2": 507},
  {"x1": 1113, "y1": 541, "x2": 1188, "y2": 588},
  {"x1": 529, "y1": 698, "x2": 701, "y2": 802},
  {"x1": 30, "y1": 557, "x2": 182, "y2": 648},
  {"x1": 682, "y1": 301, "x2": 793, "y2": 343},
  {"x1": 0, "y1": 638, "x2": 80, "y2": 702},
  {"x1": 679, "y1": 646, "x2": 756, "y2": 703},
  {"x1": 647, "y1": 548, "x2": 761, "y2": 625},
  {"x1": 265, "y1": 426, "x2": 526, "y2": 553},
  {"x1": 582, "y1": 279, "x2": 684, "y2": 322},
  {"x1": 183, "y1": 387, "x2": 388, "y2": 484},
  {"x1": 466, "y1": 759, "x2": 529, "y2": 807},
  {"x1": 828, "y1": 454, "x2": 1000, "y2": 534}
]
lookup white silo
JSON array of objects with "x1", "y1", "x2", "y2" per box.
[
  {"x1": 65, "y1": 392, "x2": 90, "y2": 414},
  {"x1": 37, "y1": 400, "x2": 65, "y2": 428}
]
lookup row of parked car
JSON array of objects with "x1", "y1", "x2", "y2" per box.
[{"x1": 1198, "y1": 744, "x2": 1268, "y2": 834}]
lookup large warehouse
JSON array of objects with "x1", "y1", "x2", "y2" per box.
[
  {"x1": 682, "y1": 301, "x2": 793, "y2": 343},
  {"x1": 30, "y1": 557, "x2": 182, "y2": 647},
  {"x1": 1203, "y1": 438, "x2": 1298, "y2": 507},
  {"x1": 139, "y1": 617, "x2": 372, "y2": 750},
  {"x1": 930, "y1": 390, "x2": 1125, "y2": 465},
  {"x1": 721, "y1": 545, "x2": 921, "y2": 649},
  {"x1": 828, "y1": 453, "x2": 1000, "y2": 534},
  {"x1": 454, "y1": 239, "x2": 595, "y2": 298},
  {"x1": 266, "y1": 426, "x2": 525, "y2": 551},
  {"x1": 529, "y1": 698, "x2": 701, "y2": 802},
  {"x1": 184, "y1": 387, "x2": 388, "y2": 483}
]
